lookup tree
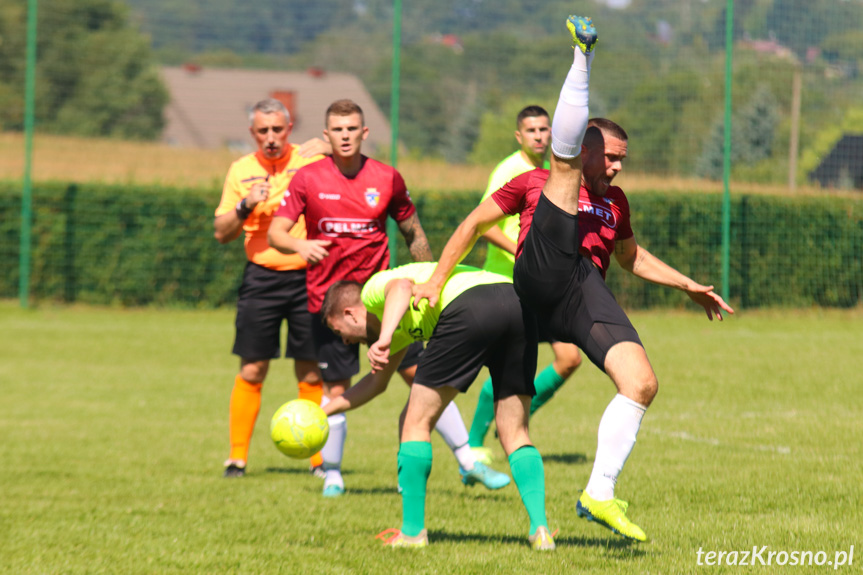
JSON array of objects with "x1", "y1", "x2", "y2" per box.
[
  {"x1": 0, "y1": 0, "x2": 167, "y2": 139},
  {"x1": 696, "y1": 84, "x2": 780, "y2": 180}
]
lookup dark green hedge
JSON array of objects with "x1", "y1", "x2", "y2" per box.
[
  {"x1": 0, "y1": 182, "x2": 244, "y2": 307},
  {"x1": 1, "y1": 181, "x2": 861, "y2": 308}
]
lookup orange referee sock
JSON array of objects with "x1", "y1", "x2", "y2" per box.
[
  {"x1": 298, "y1": 380, "x2": 324, "y2": 468},
  {"x1": 228, "y1": 375, "x2": 263, "y2": 463}
]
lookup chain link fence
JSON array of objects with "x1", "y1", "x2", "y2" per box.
[{"x1": 1, "y1": 0, "x2": 861, "y2": 308}]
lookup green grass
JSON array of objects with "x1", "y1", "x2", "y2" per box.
[{"x1": 1, "y1": 301, "x2": 861, "y2": 574}]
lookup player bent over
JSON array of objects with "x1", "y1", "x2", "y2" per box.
[{"x1": 321, "y1": 263, "x2": 556, "y2": 550}]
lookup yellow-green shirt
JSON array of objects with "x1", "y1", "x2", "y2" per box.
[
  {"x1": 480, "y1": 151, "x2": 537, "y2": 277},
  {"x1": 361, "y1": 262, "x2": 512, "y2": 355}
]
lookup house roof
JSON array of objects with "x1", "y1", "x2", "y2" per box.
[
  {"x1": 160, "y1": 66, "x2": 391, "y2": 154},
  {"x1": 809, "y1": 134, "x2": 863, "y2": 190}
]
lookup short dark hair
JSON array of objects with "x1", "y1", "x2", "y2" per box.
[
  {"x1": 320, "y1": 280, "x2": 363, "y2": 323},
  {"x1": 516, "y1": 105, "x2": 549, "y2": 128},
  {"x1": 326, "y1": 99, "x2": 365, "y2": 126},
  {"x1": 584, "y1": 118, "x2": 628, "y2": 149}
]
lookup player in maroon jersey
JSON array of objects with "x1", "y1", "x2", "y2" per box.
[
  {"x1": 414, "y1": 116, "x2": 734, "y2": 542},
  {"x1": 269, "y1": 99, "x2": 510, "y2": 497}
]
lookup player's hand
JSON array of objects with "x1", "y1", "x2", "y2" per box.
[
  {"x1": 685, "y1": 284, "x2": 735, "y2": 321},
  {"x1": 298, "y1": 239, "x2": 332, "y2": 266},
  {"x1": 368, "y1": 339, "x2": 392, "y2": 373},
  {"x1": 247, "y1": 181, "x2": 271, "y2": 208},
  {"x1": 297, "y1": 137, "x2": 332, "y2": 158},
  {"x1": 411, "y1": 282, "x2": 441, "y2": 310}
]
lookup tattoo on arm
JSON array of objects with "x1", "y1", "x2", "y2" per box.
[
  {"x1": 398, "y1": 214, "x2": 433, "y2": 262},
  {"x1": 633, "y1": 250, "x2": 647, "y2": 272}
]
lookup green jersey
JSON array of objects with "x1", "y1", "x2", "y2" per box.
[
  {"x1": 361, "y1": 262, "x2": 512, "y2": 355},
  {"x1": 480, "y1": 151, "x2": 538, "y2": 277}
]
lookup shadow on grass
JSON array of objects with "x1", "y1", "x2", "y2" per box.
[
  {"x1": 450, "y1": 490, "x2": 510, "y2": 502},
  {"x1": 264, "y1": 467, "x2": 354, "y2": 477},
  {"x1": 427, "y1": 530, "x2": 647, "y2": 555},
  {"x1": 542, "y1": 452, "x2": 589, "y2": 465},
  {"x1": 343, "y1": 486, "x2": 400, "y2": 496}
]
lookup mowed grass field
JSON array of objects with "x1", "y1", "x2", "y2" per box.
[{"x1": 1, "y1": 301, "x2": 861, "y2": 574}]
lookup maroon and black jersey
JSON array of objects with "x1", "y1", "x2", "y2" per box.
[
  {"x1": 491, "y1": 169, "x2": 633, "y2": 279},
  {"x1": 275, "y1": 156, "x2": 416, "y2": 313}
]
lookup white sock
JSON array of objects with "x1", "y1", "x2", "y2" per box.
[
  {"x1": 551, "y1": 48, "x2": 594, "y2": 159},
  {"x1": 320, "y1": 399, "x2": 346, "y2": 488},
  {"x1": 585, "y1": 394, "x2": 646, "y2": 501},
  {"x1": 452, "y1": 444, "x2": 476, "y2": 471},
  {"x1": 434, "y1": 401, "x2": 475, "y2": 470}
]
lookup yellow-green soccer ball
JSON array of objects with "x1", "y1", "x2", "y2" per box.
[{"x1": 270, "y1": 399, "x2": 329, "y2": 459}]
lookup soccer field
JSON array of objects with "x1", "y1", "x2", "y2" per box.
[{"x1": 1, "y1": 301, "x2": 860, "y2": 574}]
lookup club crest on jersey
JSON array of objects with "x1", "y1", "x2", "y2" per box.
[{"x1": 365, "y1": 188, "x2": 380, "y2": 207}]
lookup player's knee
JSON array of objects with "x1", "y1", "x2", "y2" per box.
[
  {"x1": 240, "y1": 359, "x2": 268, "y2": 383},
  {"x1": 610, "y1": 364, "x2": 658, "y2": 407},
  {"x1": 497, "y1": 425, "x2": 531, "y2": 457},
  {"x1": 294, "y1": 361, "x2": 321, "y2": 384},
  {"x1": 325, "y1": 379, "x2": 350, "y2": 398},
  {"x1": 555, "y1": 346, "x2": 582, "y2": 378},
  {"x1": 398, "y1": 365, "x2": 417, "y2": 386},
  {"x1": 635, "y1": 372, "x2": 658, "y2": 406}
]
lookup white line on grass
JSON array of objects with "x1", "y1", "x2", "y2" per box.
[{"x1": 645, "y1": 427, "x2": 792, "y2": 455}]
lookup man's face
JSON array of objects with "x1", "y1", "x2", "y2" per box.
[
  {"x1": 514, "y1": 115, "x2": 551, "y2": 161},
  {"x1": 324, "y1": 113, "x2": 368, "y2": 159},
  {"x1": 326, "y1": 309, "x2": 368, "y2": 345},
  {"x1": 250, "y1": 111, "x2": 291, "y2": 160},
  {"x1": 581, "y1": 134, "x2": 627, "y2": 196}
]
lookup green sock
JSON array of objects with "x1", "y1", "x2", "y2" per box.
[
  {"x1": 468, "y1": 377, "x2": 495, "y2": 448},
  {"x1": 397, "y1": 441, "x2": 433, "y2": 537},
  {"x1": 508, "y1": 445, "x2": 547, "y2": 536},
  {"x1": 530, "y1": 364, "x2": 566, "y2": 416}
]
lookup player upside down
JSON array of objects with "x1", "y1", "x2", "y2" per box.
[{"x1": 414, "y1": 14, "x2": 733, "y2": 543}]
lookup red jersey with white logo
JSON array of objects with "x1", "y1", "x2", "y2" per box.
[
  {"x1": 491, "y1": 169, "x2": 633, "y2": 279},
  {"x1": 275, "y1": 156, "x2": 417, "y2": 312}
]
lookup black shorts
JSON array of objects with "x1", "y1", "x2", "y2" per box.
[
  {"x1": 311, "y1": 313, "x2": 424, "y2": 382},
  {"x1": 537, "y1": 321, "x2": 559, "y2": 345},
  {"x1": 413, "y1": 283, "x2": 537, "y2": 401},
  {"x1": 233, "y1": 263, "x2": 317, "y2": 362},
  {"x1": 513, "y1": 193, "x2": 642, "y2": 371}
]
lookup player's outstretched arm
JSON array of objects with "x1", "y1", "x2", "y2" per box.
[
  {"x1": 396, "y1": 213, "x2": 434, "y2": 262},
  {"x1": 685, "y1": 288, "x2": 734, "y2": 322},
  {"x1": 369, "y1": 278, "x2": 415, "y2": 371},
  {"x1": 322, "y1": 348, "x2": 408, "y2": 417},
  {"x1": 267, "y1": 216, "x2": 332, "y2": 264},
  {"x1": 412, "y1": 198, "x2": 506, "y2": 308},
  {"x1": 614, "y1": 236, "x2": 735, "y2": 321}
]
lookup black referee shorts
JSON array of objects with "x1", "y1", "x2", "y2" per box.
[
  {"x1": 513, "y1": 193, "x2": 642, "y2": 371},
  {"x1": 413, "y1": 283, "x2": 537, "y2": 401},
  {"x1": 233, "y1": 263, "x2": 316, "y2": 362}
]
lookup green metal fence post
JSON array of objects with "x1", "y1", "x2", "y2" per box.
[
  {"x1": 19, "y1": 0, "x2": 38, "y2": 308},
  {"x1": 721, "y1": 0, "x2": 733, "y2": 303},
  {"x1": 387, "y1": 0, "x2": 402, "y2": 265}
]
